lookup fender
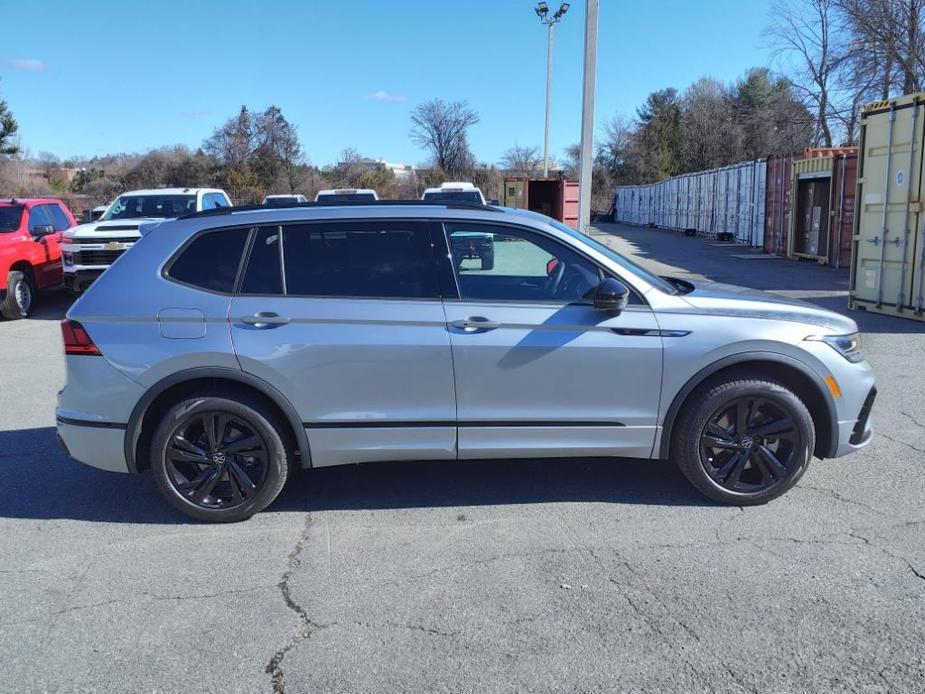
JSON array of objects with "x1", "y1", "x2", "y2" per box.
[
  {"x1": 657, "y1": 351, "x2": 839, "y2": 460},
  {"x1": 124, "y1": 366, "x2": 313, "y2": 473}
]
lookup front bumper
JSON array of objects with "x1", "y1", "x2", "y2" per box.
[
  {"x1": 63, "y1": 268, "x2": 103, "y2": 292},
  {"x1": 833, "y1": 386, "x2": 876, "y2": 457}
]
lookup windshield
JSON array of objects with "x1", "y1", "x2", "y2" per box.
[
  {"x1": 0, "y1": 206, "x2": 24, "y2": 232},
  {"x1": 547, "y1": 219, "x2": 679, "y2": 294},
  {"x1": 316, "y1": 193, "x2": 377, "y2": 202},
  {"x1": 423, "y1": 191, "x2": 483, "y2": 203},
  {"x1": 101, "y1": 194, "x2": 196, "y2": 220}
]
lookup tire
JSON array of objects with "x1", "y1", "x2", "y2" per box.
[
  {"x1": 1, "y1": 270, "x2": 35, "y2": 320},
  {"x1": 150, "y1": 394, "x2": 292, "y2": 522},
  {"x1": 480, "y1": 251, "x2": 494, "y2": 271},
  {"x1": 671, "y1": 376, "x2": 815, "y2": 505}
]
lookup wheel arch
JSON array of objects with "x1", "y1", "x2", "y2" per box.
[
  {"x1": 125, "y1": 367, "x2": 312, "y2": 473},
  {"x1": 658, "y1": 352, "x2": 838, "y2": 461},
  {"x1": 8, "y1": 260, "x2": 35, "y2": 281}
]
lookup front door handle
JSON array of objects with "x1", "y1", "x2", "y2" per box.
[
  {"x1": 240, "y1": 312, "x2": 290, "y2": 328},
  {"x1": 451, "y1": 316, "x2": 501, "y2": 332}
]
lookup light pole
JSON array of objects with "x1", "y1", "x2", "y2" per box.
[
  {"x1": 534, "y1": 2, "x2": 570, "y2": 178},
  {"x1": 577, "y1": 0, "x2": 598, "y2": 233}
]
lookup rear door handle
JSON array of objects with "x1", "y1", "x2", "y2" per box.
[
  {"x1": 240, "y1": 312, "x2": 290, "y2": 328},
  {"x1": 451, "y1": 316, "x2": 500, "y2": 332}
]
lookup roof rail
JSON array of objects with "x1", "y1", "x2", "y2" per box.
[{"x1": 177, "y1": 199, "x2": 505, "y2": 221}]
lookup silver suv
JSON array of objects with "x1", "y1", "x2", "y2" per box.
[{"x1": 56, "y1": 202, "x2": 876, "y2": 522}]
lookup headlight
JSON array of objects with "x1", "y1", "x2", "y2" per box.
[{"x1": 806, "y1": 332, "x2": 863, "y2": 363}]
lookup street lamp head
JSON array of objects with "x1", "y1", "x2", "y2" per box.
[
  {"x1": 558, "y1": 2, "x2": 570, "y2": 15},
  {"x1": 535, "y1": 2, "x2": 549, "y2": 17}
]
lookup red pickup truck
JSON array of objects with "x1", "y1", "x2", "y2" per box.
[{"x1": 0, "y1": 197, "x2": 76, "y2": 319}]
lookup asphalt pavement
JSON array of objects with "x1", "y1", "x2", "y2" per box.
[{"x1": 0, "y1": 222, "x2": 922, "y2": 693}]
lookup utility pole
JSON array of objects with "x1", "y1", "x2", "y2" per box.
[
  {"x1": 577, "y1": 0, "x2": 599, "y2": 233},
  {"x1": 534, "y1": 3, "x2": 570, "y2": 178}
]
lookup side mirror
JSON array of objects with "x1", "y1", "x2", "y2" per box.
[
  {"x1": 33, "y1": 224, "x2": 55, "y2": 237},
  {"x1": 594, "y1": 277, "x2": 629, "y2": 314}
]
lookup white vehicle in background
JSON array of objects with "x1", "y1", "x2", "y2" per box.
[
  {"x1": 421, "y1": 182, "x2": 487, "y2": 204},
  {"x1": 61, "y1": 188, "x2": 231, "y2": 292},
  {"x1": 262, "y1": 194, "x2": 308, "y2": 206},
  {"x1": 315, "y1": 189, "x2": 379, "y2": 202}
]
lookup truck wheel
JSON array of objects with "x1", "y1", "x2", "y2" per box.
[
  {"x1": 671, "y1": 376, "x2": 815, "y2": 505},
  {"x1": 481, "y1": 252, "x2": 495, "y2": 271},
  {"x1": 1, "y1": 270, "x2": 34, "y2": 320}
]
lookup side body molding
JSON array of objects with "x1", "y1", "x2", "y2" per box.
[{"x1": 124, "y1": 366, "x2": 313, "y2": 473}]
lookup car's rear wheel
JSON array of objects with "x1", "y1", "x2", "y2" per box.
[
  {"x1": 150, "y1": 395, "x2": 291, "y2": 522},
  {"x1": 1, "y1": 270, "x2": 34, "y2": 320},
  {"x1": 672, "y1": 376, "x2": 815, "y2": 505}
]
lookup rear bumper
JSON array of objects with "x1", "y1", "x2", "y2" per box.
[{"x1": 56, "y1": 416, "x2": 130, "y2": 473}]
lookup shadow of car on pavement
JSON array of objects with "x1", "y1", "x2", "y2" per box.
[{"x1": 0, "y1": 426, "x2": 710, "y2": 524}]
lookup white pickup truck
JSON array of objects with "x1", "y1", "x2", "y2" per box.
[{"x1": 61, "y1": 188, "x2": 231, "y2": 292}]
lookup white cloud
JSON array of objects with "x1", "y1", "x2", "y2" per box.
[
  {"x1": 363, "y1": 90, "x2": 406, "y2": 102},
  {"x1": 6, "y1": 58, "x2": 45, "y2": 72},
  {"x1": 180, "y1": 107, "x2": 208, "y2": 118}
]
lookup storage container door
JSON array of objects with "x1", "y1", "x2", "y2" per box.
[{"x1": 853, "y1": 102, "x2": 925, "y2": 312}]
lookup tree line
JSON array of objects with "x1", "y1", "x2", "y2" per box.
[{"x1": 3, "y1": 0, "x2": 925, "y2": 209}]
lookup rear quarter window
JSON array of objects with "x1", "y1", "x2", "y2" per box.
[{"x1": 167, "y1": 228, "x2": 249, "y2": 293}]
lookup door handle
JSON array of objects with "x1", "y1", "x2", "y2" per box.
[
  {"x1": 240, "y1": 312, "x2": 290, "y2": 328},
  {"x1": 451, "y1": 316, "x2": 500, "y2": 332}
]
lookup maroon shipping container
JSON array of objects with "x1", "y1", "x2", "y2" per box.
[
  {"x1": 764, "y1": 153, "x2": 798, "y2": 257},
  {"x1": 764, "y1": 149, "x2": 858, "y2": 268},
  {"x1": 502, "y1": 178, "x2": 580, "y2": 229}
]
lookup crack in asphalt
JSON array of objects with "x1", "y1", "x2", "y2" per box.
[
  {"x1": 846, "y1": 531, "x2": 925, "y2": 583},
  {"x1": 0, "y1": 586, "x2": 273, "y2": 628},
  {"x1": 353, "y1": 620, "x2": 459, "y2": 638},
  {"x1": 265, "y1": 513, "x2": 324, "y2": 694},
  {"x1": 900, "y1": 411, "x2": 925, "y2": 429},
  {"x1": 797, "y1": 484, "x2": 886, "y2": 515},
  {"x1": 877, "y1": 431, "x2": 925, "y2": 454},
  {"x1": 589, "y1": 547, "x2": 757, "y2": 694}
]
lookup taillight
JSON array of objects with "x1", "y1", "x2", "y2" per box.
[{"x1": 61, "y1": 320, "x2": 101, "y2": 356}]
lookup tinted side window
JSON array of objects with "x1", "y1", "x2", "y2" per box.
[
  {"x1": 28, "y1": 205, "x2": 53, "y2": 232},
  {"x1": 445, "y1": 223, "x2": 612, "y2": 304},
  {"x1": 282, "y1": 221, "x2": 437, "y2": 298},
  {"x1": 241, "y1": 226, "x2": 283, "y2": 294},
  {"x1": 47, "y1": 204, "x2": 72, "y2": 230},
  {"x1": 168, "y1": 228, "x2": 248, "y2": 293}
]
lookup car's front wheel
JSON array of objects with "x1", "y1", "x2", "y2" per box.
[
  {"x1": 150, "y1": 394, "x2": 292, "y2": 522},
  {"x1": 1, "y1": 270, "x2": 35, "y2": 320},
  {"x1": 672, "y1": 376, "x2": 815, "y2": 505}
]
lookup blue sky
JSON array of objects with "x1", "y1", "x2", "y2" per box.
[{"x1": 0, "y1": 0, "x2": 774, "y2": 167}]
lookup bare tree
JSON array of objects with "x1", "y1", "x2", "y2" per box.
[
  {"x1": 836, "y1": 0, "x2": 925, "y2": 96},
  {"x1": 681, "y1": 78, "x2": 736, "y2": 169},
  {"x1": 500, "y1": 144, "x2": 541, "y2": 177},
  {"x1": 409, "y1": 99, "x2": 479, "y2": 177}
]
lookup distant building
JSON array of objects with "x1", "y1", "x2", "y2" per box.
[{"x1": 358, "y1": 158, "x2": 416, "y2": 181}]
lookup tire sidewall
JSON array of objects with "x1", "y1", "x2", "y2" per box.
[
  {"x1": 677, "y1": 380, "x2": 815, "y2": 504},
  {"x1": 150, "y1": 396, "x2": 289, "y2": 522},
  {"x1": 3, "y1": 271, "x2": 33, "y2": 319}
]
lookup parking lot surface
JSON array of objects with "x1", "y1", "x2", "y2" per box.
[{"x1": 1, "y1": 222, "x2": 923, "y2": 693}]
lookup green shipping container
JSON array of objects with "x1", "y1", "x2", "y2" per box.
[{"x1": 851, "y1": 93, "x2": 925, "y2": 320}]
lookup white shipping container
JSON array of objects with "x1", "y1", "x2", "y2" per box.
[{"x1": 613, "y1": 159, "x2": 767, "y2": 246}]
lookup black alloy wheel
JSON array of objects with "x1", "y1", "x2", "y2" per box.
[
  {"x1": 672, "y1": 376, "x2": 815, "y2": 505},
  {"x1": 699, "y1": 397, "x2": 800, "y2": 493},
  {"x1": 165, "y1": 411, "x2": 269, "y2": 510}
]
